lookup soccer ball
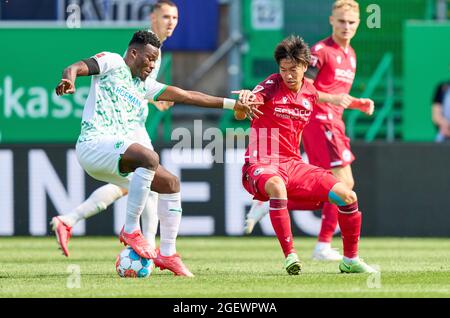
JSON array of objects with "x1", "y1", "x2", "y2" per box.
[{"x1": 115, "y1": 247, "x2": 154, "y2": 278}]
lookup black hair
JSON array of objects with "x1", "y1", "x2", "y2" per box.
[
  {"x1": 128, "y1": 30, "x2": 161, "y2": 49},
  {"x1": 274, "y1": 35, "x2": 311, "y2": 66},
  {"x1": 151, "y1": 0, "x2": 177, "y2": 13}
]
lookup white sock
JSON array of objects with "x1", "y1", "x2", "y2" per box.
[
  {"x1": 124, "y1": 167, "x2": 155, "y2": 233},
  {"x1": 158, "y1": 192, "x2": 182, "y2": 256},
  {"x1": 141, "y1": 191, "x2": 159, "y2": 249},
  {"x1": 315, "y1": 242, "x2": 331, "y2": 251},
  {"x1": 343, "y1": 256, "x2": 359, "y2": 263},
  {"x1": 60, "y1": 183, "x2": 124, "y2": 227}
]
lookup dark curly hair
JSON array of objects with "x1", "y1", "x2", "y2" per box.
[
  {"x1": 128, "y1": 30, "x2": 161, "y2": 49},
  {"x1": 274, "y1": 35, "x2": 311, "y2": 67}
]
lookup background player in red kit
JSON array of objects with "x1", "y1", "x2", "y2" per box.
[
  {"x1": 244, "y1": 0, "x2": 374, "y2": 262},
  {"x1": 239, "y1": 35, "x2": 376, "y2": 275},
  {"x1": 304, "y1": 0, "x2": 374, "y2": 260}
]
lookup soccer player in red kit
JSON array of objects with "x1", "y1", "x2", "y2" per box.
[
  {"x1": 239, "y1": 35, "x2": 376, "y2": 274},
  {"x1": 244, "y1": 0, "x2": 374, "y2": 262}
]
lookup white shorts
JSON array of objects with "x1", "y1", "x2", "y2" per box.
[
  {"x1": 76, "y1": 128, "x2": 154, "y2": 189},
  {"x1": 133, "y1": 127, "x2": 154, "y2": 151}
]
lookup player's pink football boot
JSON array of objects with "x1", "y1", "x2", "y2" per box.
[
  {"x1": 154, "y1": 250, "x2": 194, "y2": 277},
  {"x1": 119, "y1": 226, "x2": 156, "y2": 259},
  {"x1": 50, "y1": 216, "x2": 72, "y2": 257}
]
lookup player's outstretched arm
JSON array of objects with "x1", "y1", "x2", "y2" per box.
[
  {"x1": 55, "y1": 61, "x2": 91, "y2": 96},
  {"x1": 156, "y1": 86, "x2": 263, "y2": 119},
  {"x1": 317, "y1": 91, "x2": 375, "y2": 116},
  {"x1": 318, "y1": 91, "x2": 353, "y2": 108},
  {"x1": 349, "y1": 98, "x2": 375, "y2": 115}
]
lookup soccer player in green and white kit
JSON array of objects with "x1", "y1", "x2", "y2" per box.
[
  {"x1": 52, "y1": 0, "x2": 178, "y2": 257},
  {"x1": 54, "y1": 30, "x2": 261, "y2": 276}
]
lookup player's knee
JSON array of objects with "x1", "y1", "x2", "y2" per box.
[
  {"x1": 346, "y1": 190, "x2": 357, "y2": 204},
  {"x1": 329, "y1": 183, "x2": 357, "y2": 206},
  {"x1": 141, "y1": 149, "x2": 159, "y2": 170},
  {"x1": 335, "y1": 189, "x2": 356, "y2": 205},
  {"x1": 264, "y1": 176, "x2": 286, "y2": 197}
]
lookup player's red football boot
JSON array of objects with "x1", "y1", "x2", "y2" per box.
[
  {"x1": 154, "y1": 250, "x2": 194, "y2": 277},
  {"x1": 50, "y1": 216, "x2": 72, "y2": 257},
  {"x1": 119, "y1": 226, "x2": 156, "y2": 259}
]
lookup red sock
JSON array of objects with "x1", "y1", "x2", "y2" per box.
[
  {"x1": 269, "y1": 198, "x2": 295, "y2": 257},
  {"x1": 337, "y1": 202, "x2": 361, "y2": 259},
  {"x1": 318, "y1": 202, "x2": 339, "y2": 243}
]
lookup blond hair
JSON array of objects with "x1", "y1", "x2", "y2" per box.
[{"x1": 332, "y1": 0, "x2": 360, "y2": 14}]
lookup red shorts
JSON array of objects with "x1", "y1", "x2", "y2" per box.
[
  {"x1": 302, "y1": 119, "x2": 355, "y2": 169},
  {"x1": 242, "y1": 158, "x2": 339, "y2": 210}
]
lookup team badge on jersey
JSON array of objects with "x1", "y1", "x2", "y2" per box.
[
  {"x1": 336, "y1": 55, "x2": 342, "y2": 64},
  {"x1": 302, "y1": 99, "x2": 311, "y2": 110},
  {"x1": 282, "y1": 96, "x2": 288, "y2": 104},
  {"x1": 252, "y1": 85, "x2": 264, "y2": 94},
  {"x1": 253, "y1": 168, "x2": 265, "y2": 176},
  {"x1": 114, "y1": 140, "x2": 125, "y2": 150},
  {"x1": 325, "y1": 131, "x2": 333, "y2": 141}
]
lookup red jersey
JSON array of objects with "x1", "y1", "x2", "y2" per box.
[
  {"x1": 245, "y1": 73, "x2": 318, "y2": 163},
  {"x1": 308, "y1": 37, "x2": 356, "y2": 122}
]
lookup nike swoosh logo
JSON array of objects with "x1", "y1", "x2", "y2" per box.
[
  {"x1": 169, "y1": 208, "x2": 183, "y2": 213},
  {"x1": 341, "y1": 262, "x2": 351, "y2": 270}
]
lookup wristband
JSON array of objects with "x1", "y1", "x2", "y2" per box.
[{"x1": 223, "y1": 98, "x2": 236, "y2": 110}]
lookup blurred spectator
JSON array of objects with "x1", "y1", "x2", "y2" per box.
[{"x1": 432, "y1": 81, "x2": 450, "y2": 142}]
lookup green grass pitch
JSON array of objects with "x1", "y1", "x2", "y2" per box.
[{"x1": 0, "y1": 237, "x2": 449, "y2": 298}]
